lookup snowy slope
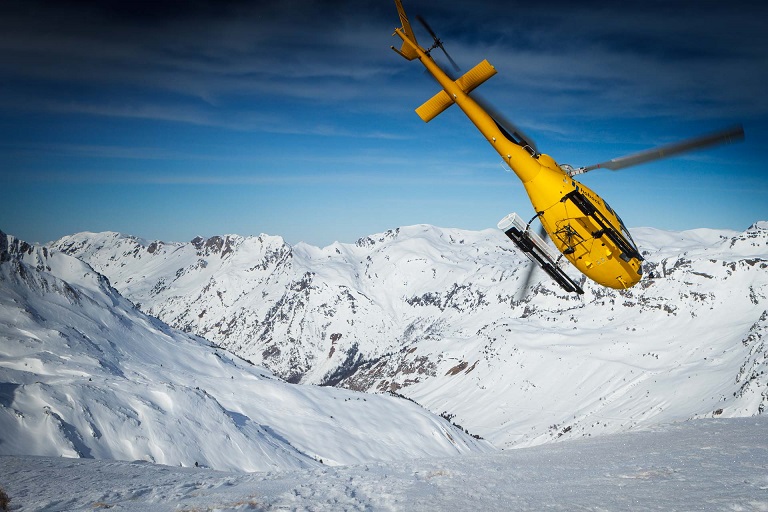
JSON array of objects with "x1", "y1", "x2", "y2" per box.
[
  {"x1": 2, "y1": 416, "x2": 767, "y2": 511},
  {"x1": 0, "y1": 231, "x2": 491, "y2": 472},
  {"x1": 50, "y1": 222, "x2": 768, "y2": 449}
]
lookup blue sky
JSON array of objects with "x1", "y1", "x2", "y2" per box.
[{"x1": 1, "y1": 0, "x2": 766, "y2": 247}]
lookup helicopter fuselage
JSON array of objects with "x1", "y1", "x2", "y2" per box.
[{"x1": 394, "y1": 25, "x2": 643, "y2": 290}]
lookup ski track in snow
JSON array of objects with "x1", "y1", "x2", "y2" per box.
[{"x1": 3, "y1": 417, "x2": 768, "y2": 511}]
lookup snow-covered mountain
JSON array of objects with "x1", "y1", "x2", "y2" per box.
[
  {"x1": 0, "y1": 231, "x2": 491, "y2": 472},
  {"x1": 50, "y1": 222, "x2": 768, "y2": 450}
]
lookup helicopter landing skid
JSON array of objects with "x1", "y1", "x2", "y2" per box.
[{"x1": 498, "y1": 213, "x2": 584, "y2": 295}]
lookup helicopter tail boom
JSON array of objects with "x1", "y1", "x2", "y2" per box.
[{"x1": 416, "y1": 59, "x2": 497, "y2": 122}]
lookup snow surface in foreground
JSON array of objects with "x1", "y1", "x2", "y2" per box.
[{"x1": 3, "y1": 417, "x2": 767, "y2": 511}]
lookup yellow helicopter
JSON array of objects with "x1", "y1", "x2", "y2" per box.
[{"x1": 391, "y1": 0, "x2": 744, "y2": 294}]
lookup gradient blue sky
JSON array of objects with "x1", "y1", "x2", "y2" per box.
[{"x1": 2, "y1": 0, "x2": 766, "y2": 247}]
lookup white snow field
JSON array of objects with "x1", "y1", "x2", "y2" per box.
[
  {"x1": 50, "y1": 222, "x2": 768, "y2": 450},
  {"x1": 0, "y1": 231, "x2": 490, "y2": 475},
  {"x1": 1, "y1": 221, "x2": 767, "y2": 510},
  {"x1": 2, "y1": 417, "x2": 767, "y2": 511}
]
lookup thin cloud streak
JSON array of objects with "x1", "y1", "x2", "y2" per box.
[{"x1": 11, "y1": 168, "x2": 512, "y2": 188}]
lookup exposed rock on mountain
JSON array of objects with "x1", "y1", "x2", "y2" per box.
[
  {"x1": 0, "y1": 230, "x2": 491, "y2": 471},
  {"x1": 51, "y1": 222, "x2": 768, "y2": 448}
]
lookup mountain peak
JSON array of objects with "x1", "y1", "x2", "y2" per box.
[{"x1": 1, "y1": 231, "x2": 492, "y2": 471}]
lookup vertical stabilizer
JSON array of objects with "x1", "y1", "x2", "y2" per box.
[{"x1": 392, "y1": 0, "x2": 420, "y2": 60}]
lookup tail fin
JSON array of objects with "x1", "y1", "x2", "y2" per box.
[{"x1": 392, "y1": 0, "x2": 420, "y2": 60}]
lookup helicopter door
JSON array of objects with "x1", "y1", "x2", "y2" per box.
[{"x1": 562, "y1": 190, "x2": 643, "y2": 263}]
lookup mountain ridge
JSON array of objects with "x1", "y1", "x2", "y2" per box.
[
  {"x1": 0, "y1": 229, "x2": 492, "y2": 471},
  {"x1": 48, "y1": 221, "x2": 768, "y2": 449}
]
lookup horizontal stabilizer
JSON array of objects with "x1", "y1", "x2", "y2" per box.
[
  {"x1": 455, "y1": 59, "x2": 496, "y2": 94},
  {"x1": 416, "y1": 59, "x2": 497, "y2": 122},
  {"x1": 416, "y1": 90, "x2": 454, "y2": 123}
]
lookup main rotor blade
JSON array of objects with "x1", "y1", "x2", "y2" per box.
[
  {"x1": 473, "y1": 94, "x2": 539, "y2": 154},
  {"x1": 581, "y1": 125, "x2": 745, "y2": 173},
  {"x1": 516, "y1": 222, "x2": 548, "y2": 299}
]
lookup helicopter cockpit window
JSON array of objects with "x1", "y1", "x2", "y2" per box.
[{"x1": 604, "y1": 200, "x2": 640, "y2": 255}]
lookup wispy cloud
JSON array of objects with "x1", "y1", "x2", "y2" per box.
[{"x1": 1, "y1": 0, "x2": 765, "y2": 247}]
